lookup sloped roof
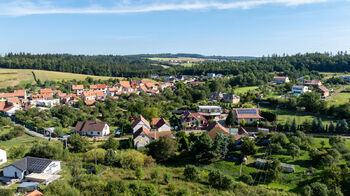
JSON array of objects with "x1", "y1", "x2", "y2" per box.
[
  {"x1": 0, "y1": 101, "x2": 6, "y2": 111},
  {"x1": 39, "y1": 88, "x2": 53, "y2": 94},
  {"x1": 232, "y1": 108, "x2": 263, "y2": 119},
  {"x1": 152, "y1": 118, "x2": 170, "y2": 129},
  {"x1": 318, "y1": 86, "x2": 329, "y2": 92},
  {"x1": 207, "y1": 121, "x2": 229, "y2": 138},
  {"x1": 185, "y1": 112, "x2": 206, "y2": 121},
  {"x1": 24, "y1": 190, "x2": 43, "y2": 196},
  {"x1": 6, "y1": 156, "x2": 56, "y2": 173},
  {"x1": 7, "y1": 97, "x2": 20, "y2": 104},
  {"x1": 132, "y1": 115, "x2": 151, "y2": 129},
  {"x1": 273, "y1": 76, "x2": 288, "y2": 80},
  {"x1": 13, "y1": 90, "x2": 26, "y2": 97},
  {"x1": 72, "y1": 85, "x2": 84, "y2": 90},
  {"x1": 133, "y1": 126, "x2": 152, "y2": 138},
  {"x1": 90, "y1": 84, "x2": 107, "y2": 89},
  {"x1": 74, "y1": 121, "x2": 107, "y2": 133},
  {"x1": 120, "y1": 81, "x2": 131, "y2": 89},
  {"x1": 238, "y1": 127, "x2": 249, "y2": 136}
]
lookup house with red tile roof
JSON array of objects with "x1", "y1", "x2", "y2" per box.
[
  {"x1": 82, "y1": 90, "x2": 106, "y2": 101},
  {"x1": 304, "y1": 80, "x2": 322, "y2": 86},
  {"x1": 132, "y1": 115, "x2": 151, "y2": 133},
  {"x1": 317, "y1": 86, "x2": 330, "y2": 97},
  {"x1": 72, "y1": 85, "x2": 84, "y2": 95},
  {"x1": 39, "y1": 88, "x2": 54, "y2": 94},
  {"x1": 273, "y1": 76, "x2": 290, "y2": 84},
  {"x1": 152, "y1": 118, "x2": 171, "y2": 132},
  {"x1": 180, "y1": 112, "x2": 207, "y2": 128},
  {"x1": 90, "y1": 84, "x2": 107, "y2": 93},
  {"x1": 232, "y1": 108, "x2": 263, "y2": 124},
  {"x1": 207, "y1": 121, "x2": 229, "y2": 139}
]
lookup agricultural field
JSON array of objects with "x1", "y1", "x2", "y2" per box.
[{"x1": 0, "y1": 68, "x2": 119, "y2": 88}]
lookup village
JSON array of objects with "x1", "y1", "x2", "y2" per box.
[{"x1": 0, "y1": 71, "x2": 350, "y2": 195}]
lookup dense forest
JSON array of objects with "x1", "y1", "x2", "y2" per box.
[
  {"x1": 0, "y1": 53, "x2": 163, "y2": 77},
  {"x1": 129, "y1": 53, "x2": 257, "y2": 61},
  {"x1": 1, "y1": 52, "x2": 350, "y2": 80}
]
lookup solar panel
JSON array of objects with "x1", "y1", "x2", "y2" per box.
[{"x1": 237, "y1": 109, "x2": 257, "y2": 114}]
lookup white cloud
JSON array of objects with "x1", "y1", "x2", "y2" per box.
[{"x1": 0, "y1": 0, "x2": 333, "y2": 16}]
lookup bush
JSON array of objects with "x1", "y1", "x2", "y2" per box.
[
  {"x1": 208, "y1": 170, "x2": 234, "y2": 190},
  {"x1": 183, "y1": 165, "x2": 200, "y2": 182},
  {"x1": 68, "y1": 133, "x2": 90, "y2": 153},
  {"x1": 28, "y1": 140, "x2": 67, "y2": 160},
  {"x1": 105, "y1": 180, "x2": 129, "y2": 195},
  {"x1": 83, "y1": 148, "x2": 106, "y2": 164},
  {"x1": 44, "y1": 180, "x2": 80, "y2": 196},
  {"x1": 103, "y1": 137, "x2": 119, "y2": 150},
  {"x1": 0, "y1": 189, "x2": 14, "y2": 196},
  {"x1": 163, "y1": 173, "x2": 171, "y2": 184},
  {"x1": 129, "y1": 181, "x2": 158, "y2": 196},
  {"x1": 240, "y1": 174, "x2": 254, "y2": 185},
  {"x1": 269, "y1": 143, "x2": 283, "y2": 154},
  {"x1": 135, "y1": 167, "x2": 144, "y2": 180},
  {"x1": 118, "y1": 149, "x2": 150, "y2": 169},
  {"x1": 343, "y1": 153, "x2": 350, "y2": 161}
]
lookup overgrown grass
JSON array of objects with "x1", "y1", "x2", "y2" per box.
[{"x1": 235, "y1": 86, "x2": 259, "y2": 94}]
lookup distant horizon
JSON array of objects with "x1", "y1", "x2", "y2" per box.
[
  {"x1": 1, "y1": 50, "x2": 349, "y2": 58},
  {"x1": 1, "y1": 0, "x2": 349, "y2": 56}
]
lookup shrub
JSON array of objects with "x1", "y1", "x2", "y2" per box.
[
  {"x1": 28, "y1": 140, "x2": 66, "y2": 160},
  {"x1": 135, "y1": 167, "x2": 144, "y2": 180},
  {"x1": 269, "y1": 143, "x2": 283, "y2": 154},
  {"x1": 208, "y1": 170, "x2": 234, "y2": 190},
  {"x1": 83, "y1": 148, "x2": 106, "y2": 164},
  {"x1": 105, "y1": 180, "x2": 129, "y2": 195},
  {"x1": 119, "y1": 149, "x2": 150, "y2": 169},
  {"x1": 240, "y1": 174, "x2": 254, "y2": 185},
  {"x1": 343, "y1": 153, "x2": 350, "y2": 161},
  {"x1": 163, "y1": 173, "x2": 171, "y2": 184},
  {"x1": 183, "y1": 165, "x2": 200, "y2": 182},
  {"x1": 103, "y1": 137, "x2": 119, "y2": 150},
  {"x1": 129, "y1": 181, "x2": 158, "y2": 196}
]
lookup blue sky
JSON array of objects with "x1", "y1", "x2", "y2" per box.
[{"x1": 0, "y1": 0, "x2": 350, "y2": 56}]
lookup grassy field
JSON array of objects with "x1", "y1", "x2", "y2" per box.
[
  {"x1": 327, "y1": 92, "x2": 350, "y2": 105},
  {"x1": 320, "y1": 72, "x2": 350, "y2": 80},
  {"x1": 261, "y1": 106, "x2": 336, "y2": 125},
  {"x1": 0, "y1": 68, "x2": 119, "y2": 88},
  {"x1": 234, "y1": 86, "x2": 259, "y2": 94}
]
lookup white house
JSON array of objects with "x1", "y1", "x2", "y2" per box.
[
  {"x1": 0, "y1": 149, "x2": 7, "y2": 165},
  {"x1": 74, "y1": 121, "x2": 110, "y2": 136},
  {"x1": 132, "y1": 115, "x2": 151, "y2": 133},
  {"x1": 273, "y1": 76, "x2": 290, "y2": 84},
  {"x1": 3, "y1": 156, "x2": 61, "y2": 179},
  {"x1": 291, "y1": 85, "x2": 311, "y2": 96},
  {"x1": 152, "y1": 118, "x2": 171, "y2": 132}
]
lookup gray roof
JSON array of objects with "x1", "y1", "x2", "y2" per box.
[{"x1": 7, "y1": 156, "x2": 56, "y2": 173}]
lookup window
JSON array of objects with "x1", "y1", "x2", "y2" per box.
[{"x1": 97, "y1": 132, "x2": 100, "y2": 135}]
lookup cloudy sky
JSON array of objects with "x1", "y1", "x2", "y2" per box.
[{"x1": 0, "y1": 0, "x2": 350, "y2": 56}]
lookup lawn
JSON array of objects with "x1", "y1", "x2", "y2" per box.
[
  {"x1": 260, "y1": 106, "x2": 336, "y2": 125},
  {"x1": 0, "y1": 134, "x2": 39, "y2": 149},
  {"x1": 234, "y1": 86, "x2": 259, "y2": 94},
  {"x1": 327, "y1": 92, "x2": 350, "y2": 105},
  {"x1": 0, "y1": 68, "x2": 120, "y2": 88}
]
